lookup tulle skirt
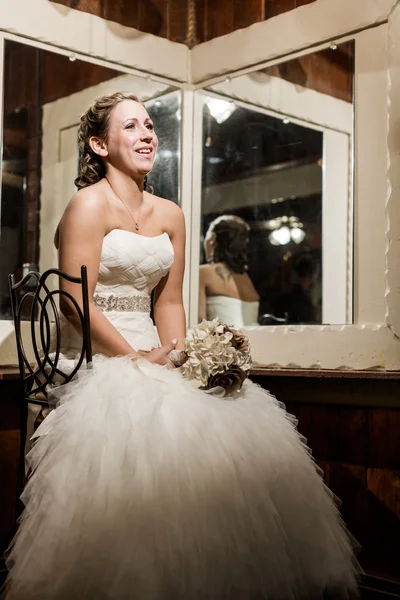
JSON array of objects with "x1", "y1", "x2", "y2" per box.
[{"x1": 3, "y1": 356, "x2": 359, "y2": 599}]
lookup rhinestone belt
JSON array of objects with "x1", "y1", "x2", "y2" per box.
[{"x1": 93, "y1": 293, "x2": 151, "y2": 313}]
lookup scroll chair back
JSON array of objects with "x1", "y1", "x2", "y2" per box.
[
  {"x1": 8, "y1": 265, "x2": 92, "y2": 404},
  {"x1": 8, "y1": 266, "x2": 92, "y2": 502}
]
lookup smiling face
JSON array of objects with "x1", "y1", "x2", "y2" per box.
[{"x1": 92, "y1": 99, "x2": 158, "y2": 179}]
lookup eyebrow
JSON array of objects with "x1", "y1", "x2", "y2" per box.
[{"x1": 122, "y1": 116, "x2": 153, "y2": 125}]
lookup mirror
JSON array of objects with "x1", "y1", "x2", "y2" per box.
[
  {"x1": 197, "y1": 41, "x2": 354, "y2": 328},
  {"x1": 0, "y1": 39, "x2": 181, "y2": 319}
]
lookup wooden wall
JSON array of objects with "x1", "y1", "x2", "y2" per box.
[
  {"x1": 264, "y1": 42, "x2": 354, "y2": 103},
  {"x1": 50, "y1": 0, "x2": 316, "y2": 44},
  {"x1": 251, "y1": 374, "x2": 400, "y2": 585},
  {"x1": 0, "y1": 377, "x2": 24, "y2": 585}
]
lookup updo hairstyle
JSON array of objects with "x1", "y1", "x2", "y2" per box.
[
  {"x1": 74, "y1": 91, "x2": 142, "y2": 190},
  {"x1": 207, "y1": 215, "x2": 250, "y2": 274}
]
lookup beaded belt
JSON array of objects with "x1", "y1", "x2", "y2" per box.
[{"x1": 93, "y1": 293, "x2": 151, "y2": 313}]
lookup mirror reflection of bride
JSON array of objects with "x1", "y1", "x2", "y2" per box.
[{"x1": 199, "y1": 215, "x2": 260, "y2": 327}]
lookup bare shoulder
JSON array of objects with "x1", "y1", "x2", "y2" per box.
[
  {"x1": 60, "y1": 183, "x2": 109, "y2": 231},
  {"x1": 152, "y1": 194, "x2": 185, "y2": 236},
  {"x1": 64, "y1": 183, "x2": 107, "y2": 219},
  {"x1": 54, "y1": 183, "x2": 109, "y2": 250},
  {"x1": 199, "y1": 263, "x2": 212, "y2": 279}
]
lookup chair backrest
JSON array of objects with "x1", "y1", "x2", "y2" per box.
[{"x1": 8, "y1": 266, "x2": 92, "y2": 403}]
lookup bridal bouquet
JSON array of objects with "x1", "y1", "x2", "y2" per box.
[{"x1": 173, "y1": 319, "x2": 252, "y2": 397}]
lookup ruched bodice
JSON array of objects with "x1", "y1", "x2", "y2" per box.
[
  {"x1": 96, "y1": 229, "x2": 174, "y2": 298},
  {"x1": 60, "y1": 230, "x2": 174, "y2": 356}
]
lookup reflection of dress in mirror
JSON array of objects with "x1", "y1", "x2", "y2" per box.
[
  {"x1": 275, "y1": 252, "x2": 320, "y2": 324},
  {"x1": 199, "y1": 215, "x2": 260, "y2": 327}
]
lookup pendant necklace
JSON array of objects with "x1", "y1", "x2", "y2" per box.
[{"x1": 106, "y1": 177, "x2": 144, "y2": 231}]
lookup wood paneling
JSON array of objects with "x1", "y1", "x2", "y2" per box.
[
  {"x1": 253, "y1": 374, "x2": 400, "y2": 584},
  {"x1": 263, "y1": 44, "x2": 354, "y2": 103},
  {"x1": 103, "y1": 0, "x2": 139, "y2": 30},
  {"x1": 234, "y1": 0, "x2": 265, "y2": 31},
  {"x1": 264, "y1": 0, "x2": 295, "y2": 19},
  {"x1": 50, "y1": 0, "x2": 318, "y2": 43},
  {"x1": 169, "y1": 0, "x2": 188, "y2": 44},
  {"x1": 0, "y1": 380, "x2": 25, "y2": 563},
  {"x1": 265, "y1": 0, "x2": 314, "y2": 18},
  {"x1": 42, "y1": 53, "x2": 119, "y2": 106},
  {"x1": 329, "y1": 407, "x2": 368, "y2": 465},
  {"x1": 4, "y1": 42, "x2": 119, "y2": 114},
  {"x1": 142, "y1": 0, "x2": 168, "y2": 39},
  {"x1": 205, "y1": 0, "x2": 234, "y2": 41},
  {"x1": 368, "y1": 409, "x2": 400, "y2": 469},
  {"x1": 195, "y1": 0, "x2": 207, "y2": 45},
  {"x1": 70, "y1": 0, "x2": 104, "y2": 16},
  {"x1": 200, "y1": 0, "x2": 265, "y2": 41}
]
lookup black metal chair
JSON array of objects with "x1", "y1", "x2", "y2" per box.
[{"x1": 8, "y1": 266, "x2": 92, "y2": 502}]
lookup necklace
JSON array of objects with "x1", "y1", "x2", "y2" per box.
[{"x1": 106, "y1": 177, "x2": 144, "y2": 231}]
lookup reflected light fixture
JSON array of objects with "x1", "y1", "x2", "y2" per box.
[
  {"x1": 205, "y1": 97, "x2": 237, "y2": 124},
  {"x1": 267, "y1": 215, "x2": 306, "y2": 246},
  {"x1": 290, "y1": 227, "x2": 306, "y2": 244},
  {"x1": 270, "y1": 226, "x2": 291, "y2": 246}
]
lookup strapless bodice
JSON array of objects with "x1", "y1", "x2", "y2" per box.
[
  {"x1": 206, "y1": 296, "x2": 259, "y2": 328},
  {"x1": 95, "y1": 229, "x2": 174, "y2": 299},
  {"x1": 59, "y1": 230, "x2": 174, "y2": 356}
]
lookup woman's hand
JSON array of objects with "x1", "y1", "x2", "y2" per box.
[{"x1": 145, "y1": 340, "x2": 177, "y2": 367}]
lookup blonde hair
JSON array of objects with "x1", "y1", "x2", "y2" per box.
[{"x1": 74, "y1": 91, "x2": 140, "y2": 189}]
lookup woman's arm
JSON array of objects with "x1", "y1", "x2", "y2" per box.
[
  {"x1": 153, "y1": 203, "x2": 186, "y2": 350},
  {"x1": 58, "y1": 190, "x2": 140, "y2": 358}
]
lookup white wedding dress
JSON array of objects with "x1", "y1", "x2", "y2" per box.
[
  {"x1": 206, "y1": 296, "x2": 259, "y2": 327},
  {"x1": 3, "y1": 229, "x2": 359, "y2": 600}
]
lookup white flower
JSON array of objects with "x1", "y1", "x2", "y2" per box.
[{"x1": 182, "y1": 319, "x2": 252, "y2": 387}]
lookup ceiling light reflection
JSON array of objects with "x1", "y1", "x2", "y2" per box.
[{"x1": 205, "y1": 97, "x2": 237, "y2": 124}]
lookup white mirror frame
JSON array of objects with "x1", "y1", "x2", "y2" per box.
[
  {"x1": 188, "y1": 0, "x2": 400, "y2": 370},
  {"x1": 1, "y1": 0, "x2": 400, "y2": 371}
]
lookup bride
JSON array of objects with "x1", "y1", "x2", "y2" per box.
[{"x1": 3, "y1": 92, "x2": 359, "y2": 599}]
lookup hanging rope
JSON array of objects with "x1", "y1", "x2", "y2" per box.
[{"x1": 186, "y1": 0, "x2": 197, "y2": 48}]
